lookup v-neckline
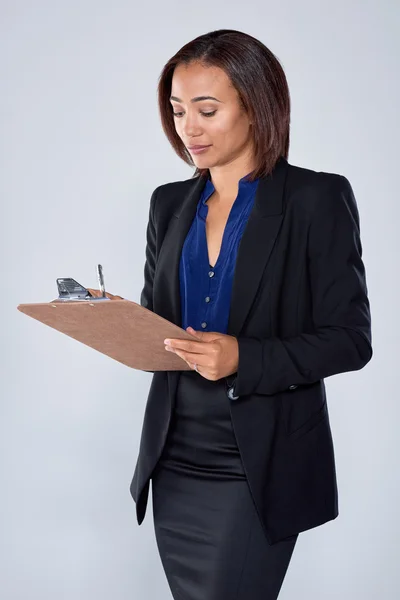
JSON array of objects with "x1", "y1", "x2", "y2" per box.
[
  {"x1": 201, "y1": 171, "x2": 257, "y2": 271},
  {"x1": 204, "y1": 201, "x2": 236, "y2": 271}
]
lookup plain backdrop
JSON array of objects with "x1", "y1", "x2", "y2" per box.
[{"x1": 1, "y1": 1, "x2": 399, "y2": 599}]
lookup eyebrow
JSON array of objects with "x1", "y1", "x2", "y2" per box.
[{"x1": 170, "y1": 95, "x2": 223, "y2": 103}]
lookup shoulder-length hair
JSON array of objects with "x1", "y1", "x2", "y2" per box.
[{"x1": 157, "y1": 29, "x2": 291, "y2": 181}]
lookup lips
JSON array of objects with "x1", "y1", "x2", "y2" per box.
[{"x1": 188, "y1": 145, "x2": 211, "y2": 150}]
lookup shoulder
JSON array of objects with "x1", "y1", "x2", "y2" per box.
[
  {"x1": 149, "y1": 176, "x2": 201, "y2": 219},
  {"x1": 285, "y1": 160, "x2": 356, "y2": 221},
  {"x1": 153, "y1": 176, "x2": 199, "y2": 196}
]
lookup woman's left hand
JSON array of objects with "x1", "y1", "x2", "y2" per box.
[{"x1": 164, "y1": 327, "x2": 238, "y2": 381}]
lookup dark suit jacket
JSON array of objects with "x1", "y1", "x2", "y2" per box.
[{"x1": 130, "y1": 156, "x2": 372, "y2": 544}]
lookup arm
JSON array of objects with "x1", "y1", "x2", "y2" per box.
[
  {"x1": 229, "y1": 175, "x2": 372, "y2": 398},
  {"x1": 140, "y1": 186, "x2": 159, "y2": 373},
  {"x1": 140, "y1": 186, "x2": 159, "y2": 312}
]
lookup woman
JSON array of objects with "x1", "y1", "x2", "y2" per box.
[{"x1": 129, "y1": 29, "x2": 373, "y2": 600}]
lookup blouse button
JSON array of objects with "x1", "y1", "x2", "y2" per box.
[
  {"x1": 208, "y1": 271, "x2": 215, "y2": 278},
  {"x1": 205, "y1": 296, "x2": 210, "y2": 303},
  {"x1": 201, "y1": 322, "x2": 207, "y2": 329}
]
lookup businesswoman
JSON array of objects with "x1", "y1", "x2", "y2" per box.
[{"x1": 129, "y1": 29, "x2": 373, "y2": 600}]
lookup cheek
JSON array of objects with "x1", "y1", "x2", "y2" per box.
[
  {"x1": 213, "y1": 114, "x2": 247, "y2": 143},
  {"x1": 174, "y1": 120, "x2": 183, "y2": 136},
  {"x1": 207, "y1": 120, "x2": 234, "y2": 145}
]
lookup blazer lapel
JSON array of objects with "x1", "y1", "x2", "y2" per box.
[
  {"x1": 153, "y1": 174, "x2": 208, "y2": 326},
  {"x1": 227, "y1": 156, "x2": 288, "y2": 335},
  {"x1": 153, "y1": 156, "x2": 289, "y2": 337}
]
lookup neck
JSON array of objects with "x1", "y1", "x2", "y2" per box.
[{"x1": 208, "y1": 157, "x2": 256, "y2": 200}]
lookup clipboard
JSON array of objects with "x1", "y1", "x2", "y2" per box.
[{"x1": 17, "y1": 299, "x2": 196, "y2": 371}]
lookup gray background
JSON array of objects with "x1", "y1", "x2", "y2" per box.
[{"x1": 1, "y1": 1, "x2": 398, "y2": 598}]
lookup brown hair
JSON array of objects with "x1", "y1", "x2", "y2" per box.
[{"x1": 157, "y1": 29, "x2": 291, "y2": 181}]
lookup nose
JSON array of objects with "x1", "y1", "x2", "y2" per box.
[{"x1": 181, "y1": 112, "x2": 203, "y2": 138}]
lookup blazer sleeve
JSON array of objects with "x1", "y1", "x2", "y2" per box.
[
  {"x1": 140, "y1": 186, "x2": 159, "y2": 313},
  {"x1": 140, "y1": 186, "x2": 159, "y2": 374},
  {"x1": 231, "y1": 175, "x2": 373, "y2": 398}
]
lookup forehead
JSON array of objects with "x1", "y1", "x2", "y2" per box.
[{"x1": 171, "y1": 62, "x2": 235, "y2": 100}]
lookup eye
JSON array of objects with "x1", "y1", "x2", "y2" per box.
[{"x1": 172, "y1": 111, "x2": 217, "y2": 118}]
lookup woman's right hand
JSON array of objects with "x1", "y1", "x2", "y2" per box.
[{"x1": 86, "y1": 288, "x2": 124, "y2": 300}]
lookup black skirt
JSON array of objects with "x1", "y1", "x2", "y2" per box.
[{"x1": 151, "y1": 370, "x2": 298, "y2": 600}]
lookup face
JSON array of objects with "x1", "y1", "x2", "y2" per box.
[{"x1": 170, "y1": 61, "x2": 254, "y2": 170}]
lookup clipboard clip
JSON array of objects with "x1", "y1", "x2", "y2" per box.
[{"x1": 56, "y1": 270, "x2": 110, "y2": 302}]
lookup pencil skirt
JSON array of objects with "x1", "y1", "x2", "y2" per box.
[{"x1": 151, "y1": 370, "x2": 298, "y2": 600}]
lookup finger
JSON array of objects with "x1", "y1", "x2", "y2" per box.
[
  {"x1": 186, "y1": 327, "x2": 204, "y2": 339},
  {"x1": 168, "y1": 348, "x2": 208, "y2": 367},
  {"x1": 186, "y1": 328, "x2": 225, "y2": 342},
  {"x1": 164, "y1": 339, "x2": 209, "y2": 353},
  {"x1": 185, "y1": 327, "x2": 216, "y2": 342},
  {"x1": 87, "y1": 288, "x2": 101, "y2": 297}
]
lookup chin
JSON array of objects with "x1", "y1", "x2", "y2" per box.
[
  {"x1": 194, "y1": 160, "x2": 212, "y2": 167},
  {"x1": 193, "y1": 157, "x2": 216, "y2": 168}
]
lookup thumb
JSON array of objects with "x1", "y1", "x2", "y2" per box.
[
  {"x1": 186, "y1": 326, "x2": 203, "y2": 339},
  {"x1": 186, "y1": 327, "x2": 219, "y2": 342}
]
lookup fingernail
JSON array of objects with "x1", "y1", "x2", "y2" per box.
[{"x1": 164, "y1": 339, "x2": 171, "y2": 345}]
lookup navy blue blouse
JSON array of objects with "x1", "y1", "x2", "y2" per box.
[{"x1": 179, "y1": 172, "x2": 260, "y2": 334}]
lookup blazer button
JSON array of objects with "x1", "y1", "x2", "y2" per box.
[
  {"x1": 288, "y1": 384, "x2": 298, "y2": 390},
  {"x1": 227, "y1": 385, "x2": 240, "y2": 400}
]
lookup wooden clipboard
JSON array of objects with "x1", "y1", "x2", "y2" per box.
[{"x1": 17, "y1": 299, "x2": 195, "y2": 371}]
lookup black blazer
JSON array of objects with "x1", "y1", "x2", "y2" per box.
[{"x1": 130, "y1": 156, "x2": 372, "y2": 544}]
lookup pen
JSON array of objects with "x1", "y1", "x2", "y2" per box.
[{"x1": 97, "y1": 264, "x2": 106, "y2": 297}]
